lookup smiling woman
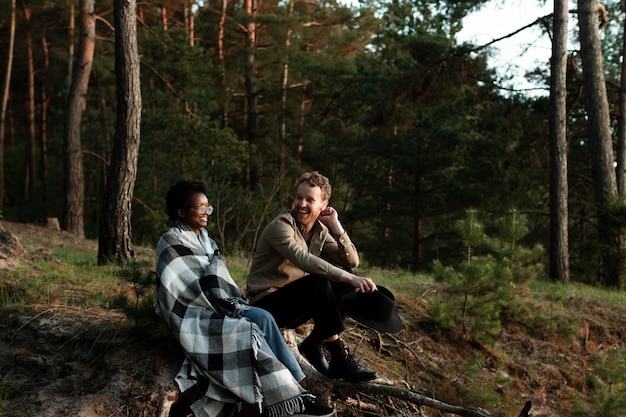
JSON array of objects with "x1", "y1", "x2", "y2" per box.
[
  {"x1": 180, "y1": 197, "x2": 212, "y2": 233},
  {"x1": 155, "y1": 179, "x2": 334, "y2": 417},
  {"x1": 163, "y1": 180, "x2": 212, "y2": 234}
]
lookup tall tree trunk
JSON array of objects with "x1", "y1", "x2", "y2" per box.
[
  {"x1": 0, "y1": 0, "x2": 16, "y2": 211},
  {"x1": 296, "y1": 37, "x2": 310, "y2": 162},
  {"x1": 67, "y1": 2, "x2": 75, "y2": 90},
  {"x1": 160, "y1": 4, "x2": 168, "y2": 30},
  {"x1": 278, "y1": 1, "x2": 294, "y2": 177},
  {"x1": 63, "y1": 0, "x2": 96, "y2": 238},
  {"x1": 98, "y1": 0, "x2": 142, "y2": 265},
  {"x1": 414, "y1": 170, "x2": 423, "y2": 272},
  {"x1": 618, "y1": 2, "x2": 626, "y2": 196},
  {"x1": 186, "y1": 0, "x2": 195, "y2": 46},
  {"x1": 41, "y1": 37, "x2": 50, "y2": 211},
  {"x1": 218, "y1": 0, "x2": 230, "y2": 128},
  {"x1": 23, "y1": 3, "x2": 36, "y2": 201},
  {"x1": 578, "y1": 0, "x2": 623, "y2": 288},
  {"x1": 244, "y1": 0, "x2": 259, "y2": 190},
  {"x1": 549, "y1": 0, "x2": 570, "y2": 284}
]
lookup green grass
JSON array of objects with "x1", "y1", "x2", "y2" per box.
[
  {"x1": 4, "y1": 237, "x2": 626, "y2": 417},
  {"x1": 531, "y1": 280, "x2": 626, "y2": 305},
  {"x1": 0, "y1": 379, "x2": 9, "y2": 414},
  {"x1": 0, "y1": 243, "x2": 134, "y2": 308},
  {"x1": 224, "y1": 255, "x2": 252, "y2": 286}
]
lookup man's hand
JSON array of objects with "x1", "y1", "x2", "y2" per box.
[
  {"x1": 340, "y1": 271, "x2": 377, "y2": 293},
  {"x1": 318, "y1": 206, "x2": 345, "y2": 236}
]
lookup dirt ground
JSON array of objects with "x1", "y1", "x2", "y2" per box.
[{"x1": 1, "y1": 220, "x2": 625, "y2": 417}]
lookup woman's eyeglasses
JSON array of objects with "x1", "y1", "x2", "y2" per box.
[{"x1": 189, "y1": 205, "x2": 213, "y2": 215}]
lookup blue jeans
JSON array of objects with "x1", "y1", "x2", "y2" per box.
[{"x1": 243, "y1": 306, "x2": 305, "y2": 381}]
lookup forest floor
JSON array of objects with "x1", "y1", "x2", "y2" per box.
[{"x1": 1, "y1": 220, "x2": 625, "y2": 417}]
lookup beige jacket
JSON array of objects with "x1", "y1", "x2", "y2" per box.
[{"x1": 246, "y1": 209, "x2": 360, "y2": 303}]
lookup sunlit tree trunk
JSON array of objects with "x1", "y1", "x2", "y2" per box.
[
  {"x1": 98, "y1": 0, "x2": 142, "y2": 265},
  {"x1": 67, "y1": 2, "x2": 75, "y2": 89},
  {"x1": 160, "y1": 4, "x2": 168, "y2": 30},
  {"x1": 186, "y1": 0, "x2": 195, "y2": 46},
  {"x1": 0, "y1": 0, "x2": 16, "y2": 211},
  {"x1": 578, "y1": 0, "x2": 623, "y2": 288},
  {"x1": 64, "y1": 0, "x2": 95, "y2": 238},
  {"x1": 549, "y1": 0, "x2": 570, "y2": 284}
]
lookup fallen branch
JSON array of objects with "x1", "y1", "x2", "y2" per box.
[
  {"x1": 291, "y1": 340, "x2": 493, "y2": 417},
  {"x1": 333, "y1": 378, "x2": 493, "y2": 417}
]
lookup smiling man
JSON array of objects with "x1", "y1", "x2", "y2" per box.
[{"x1": 246, "y1": 171, "x2": 379, "y2": 383}]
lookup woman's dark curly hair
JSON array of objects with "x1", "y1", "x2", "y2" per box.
[{"x1": 165, "y1": 180, "x2": 210, "y2": 221}]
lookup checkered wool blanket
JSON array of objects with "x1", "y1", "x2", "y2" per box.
[{"x1": 155, "y1": 223, "x2": 305, "y2": 417}]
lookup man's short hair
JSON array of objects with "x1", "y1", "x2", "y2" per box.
[{"x1": 296, "y1": 171, "x2": 332, "y2": 200}]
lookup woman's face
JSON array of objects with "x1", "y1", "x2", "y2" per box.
[{"x1": 178, "y1": 192, "x2": 212, "y2": 234}]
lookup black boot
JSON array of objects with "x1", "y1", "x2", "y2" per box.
[
  {"x1": 298, "y1": 336, "x2": 329, "y2": 376},
  {"x1": 325, "y1": 340, "x2": 377, "y2": 383}
]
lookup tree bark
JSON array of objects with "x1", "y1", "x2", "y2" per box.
[
  {"x1": 244, "y1": 0, "x2": 259, "y2": 190},
  {"x1": 186, "y1": 0, "x2": 195, "y2": 46},
  {"x1": 63, "y1": 0, "x2": 96, "y2": 238},
  {"x1": 22, "y1": 3, "x2": 36, "y2": 201},
  {"x1": 41, "y1": 36, "x2": 50, "y2": 211},
  {"x1": 0, "y1": 0, "x2": 16, "y2": 211},
  {"x1": 278, "y1": 1, "x2": 294, "y2": 177},
  {"x1": 549, "y1": 0, "x2": 569, "y2": 284},
  {"x1": 67, "y1": 3, "x2": 75, "y2": 90},
  {"x1": 160, "y1": 4, "x2": 168, "y2": 31},
  {"x1": 618, "y1": 2, "x2": 626, "y2": 196},
  {"x1": 218, "y1": 0, "x2": 230, "y2": 127},
  {"x1": 578, "y1": 0, "x2": 623, "y2": 288},
  {"x1": 98, "y1": 0, "x2": 142, "y2": 265}
]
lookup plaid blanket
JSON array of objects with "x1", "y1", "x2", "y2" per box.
[{"x1": 155, "y1": 223, "x2": 305, "y2": 417}]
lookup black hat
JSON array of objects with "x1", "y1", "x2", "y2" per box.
[{"x1": 340, "y1": 286, "x2": 403, "y2": 333}]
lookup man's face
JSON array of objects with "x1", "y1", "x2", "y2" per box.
[{"x1": 293, "y1": 182, "x2": 328, "y2": 229}]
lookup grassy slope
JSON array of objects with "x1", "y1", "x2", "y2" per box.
[{"x1": 1, "y1": 220, "x2": 626, "y2": 417}]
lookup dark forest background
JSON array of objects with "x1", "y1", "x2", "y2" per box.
[{"x1": 2, "y1": 0, "x2": 626, "y2": 287}]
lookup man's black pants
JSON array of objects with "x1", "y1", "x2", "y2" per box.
[{"x1": 252, "y1": 275, "x2": 352, "y2": 341}]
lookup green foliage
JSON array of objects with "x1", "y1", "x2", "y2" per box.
[
  {"x1": 590, "y1": 349, "x2": 626, "y2": 394},
  {"x1": 110, "y1": 260, "x2": 164, "y2": 337},
  {"x1": 0, "y1": 0, "x2": 619, "y2": 287},
  {"x1": 430, "y1": 209, "x2": 543, "y2": 344},
  {"x1": 572, "y1": 361, "x2": 626, "y2": 417},
  {"x1": 431, "y1": 254, "x2": 513, "y2": 344},
  {"x1": 454, "y1": 353, "x2": 509, "y2": 407},
  {"x1": 0, "y1": 285, "x2": 26, "y2": 307},
  {"x1": 504, "y1": 290, "x2": 579, "y2": 343}
]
